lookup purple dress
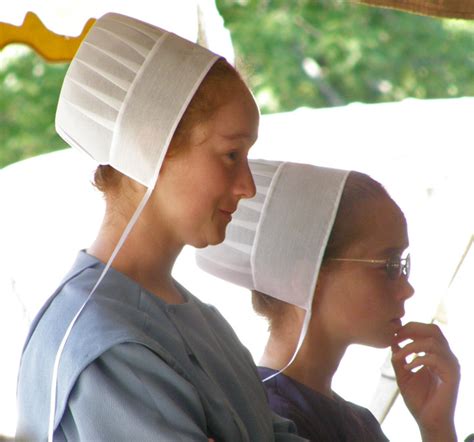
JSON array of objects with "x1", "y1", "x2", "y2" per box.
[{"x1": 259, "y1": 367, "x2": 389, "y2": 442}]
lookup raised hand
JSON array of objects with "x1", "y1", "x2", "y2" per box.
[{"x1": 391, "y1": 321, "x2": 460, "y2": 442}]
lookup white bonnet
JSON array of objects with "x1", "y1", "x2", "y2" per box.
[
  {"x1": 196, "y1": 159, "x2": 350, "y2": 311},
  {"x1": 55, "y1": 12, "x2": 220, "y2": 188}
]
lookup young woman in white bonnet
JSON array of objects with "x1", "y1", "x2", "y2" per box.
[
  {"x1": 196, "y1": 160, "x2": 460, "y2": 441},
  {"x1": 15, "y1": 14, "x2": 304, "y2": 441}
]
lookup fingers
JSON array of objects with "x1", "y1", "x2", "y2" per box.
[
  {"x1": 399, "y1": 352, "x2": 439, "y2": 372},
  {"x1": 393, "y1": 337, "x2": 446, "y2": 363},
  {"x1": 394, "y1": 321, "x2": 447, "y2": 344},
  {"x1": 391, "y1": 322, "x2": 460, "y2": 383}
]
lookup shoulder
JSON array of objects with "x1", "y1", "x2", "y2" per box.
[
  {"x1": 175, "y1": 282, "x2": 243, "y2": 341},
  {"x1": 258, "y1": 373, "x2": 313, "y2": 434},
  {"x1": 17, "y1": 260, "x2": 191, "y2": 439},
  {"x1": 76, "y1": 342, "x2": 202, "y2": 403},
  {"x1": 261, "y1": 373, "x2": 387, "y2": 442},
  {"x1": 336, "y1": 396, "x2": 389, "y2": 441},
  {"x1": 59, "y1": 342, "x2": 208, "y2": 440},
  {"x1": 78, "y1": 343, "x2": 201, "y2": 397},
  {"x1": 340, "y1": 395, "x2": 381, "y2": 425},
  {"x1": 263, "y1": 385, "x2": 323, "y2": 442}
]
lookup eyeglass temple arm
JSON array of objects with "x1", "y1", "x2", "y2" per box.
[{"x1": 330, "y1": 258, "x2": 386, "y2": 264}]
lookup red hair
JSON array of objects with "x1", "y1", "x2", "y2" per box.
[{"x1": 94, "y1": 59, "x2": 246, "y2": 193}]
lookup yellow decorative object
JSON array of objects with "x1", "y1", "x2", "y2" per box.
[{"x1": 0, "y1": 11, "x2": 95, "y2": 62}]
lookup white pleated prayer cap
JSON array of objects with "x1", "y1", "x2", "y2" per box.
[
  {"x1": 196, "y1": 159, "x2": 349, "y2": 376},
  {"x1": 197, "y1": 159, "x2": 349, "y2": 312},
  {"x1": 56, "y1": 12, "x2": 220, "y2": 188}
]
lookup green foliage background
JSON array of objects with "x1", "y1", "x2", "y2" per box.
[
  {"x1": 1, "y1": 1, "x2": 473, "y2": 167},
  {"x1": 218, "y1": 0, "x2": 474, "y2": 113},
  {"x1": 0, "y1": 48, "x2": 69, "y2": 167}
]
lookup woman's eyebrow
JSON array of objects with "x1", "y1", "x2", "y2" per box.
[
  {"x1": 221, "y1": 132, "x2": 255, "y2": 140},
  {"x1": 379, "y1": 246, "x2": 408, "y2": 256}
]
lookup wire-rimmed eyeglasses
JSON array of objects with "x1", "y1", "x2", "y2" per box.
[{"x1": 330, "y1": 253, "x2": 410, "y2": 280}]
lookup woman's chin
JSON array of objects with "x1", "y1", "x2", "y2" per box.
[
  {"x1": 359, "y1": 333, "x2": 394, "y2": 349},
  {"x1": 192, "y1": 232, "x2": 226, "y2": 249},
  {"x1": 206, "y1": 236, "x2": 225, "y2": 247}
]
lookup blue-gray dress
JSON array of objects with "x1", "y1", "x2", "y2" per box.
[{"x1": 16, "y1": 251, "x2": 303, "y2": 441}]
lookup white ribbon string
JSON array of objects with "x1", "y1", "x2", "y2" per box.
[
  {"x1": 261, "y1": 307, "x2": 312, "y2": 383},
  {"x1": 47, "y1": 183, "x2": 154, "y2": 441}
]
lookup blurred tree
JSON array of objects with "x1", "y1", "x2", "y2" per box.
[
  {"x1": 217, "y1": 0, "x2": 474, "y2": 113},
  {"x1": 0, "y1": 47, "x2": 69, "y2": 168},
  {"x1": 1, "y1": 2, "x2": 474, "y2": 166}
]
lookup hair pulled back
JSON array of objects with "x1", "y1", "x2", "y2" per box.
[
  {"x1": 94, "y1": 59, "x2": 245, "y2": 193},
  {"x1": 252, "y1": 171, "x2": 392, "y2": 332},
  {"x1": 322, "y1": 171, "x2": 392, "y2": 261}
]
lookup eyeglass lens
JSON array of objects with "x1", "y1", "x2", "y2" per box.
[{"x1": 386, "y1": 254, "x2": 410, "y2": 280}]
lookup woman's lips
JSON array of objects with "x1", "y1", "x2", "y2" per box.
[
  {"x1": 219, "y1": 209, "x2": 233, "y2": 221},
  {"x1": 390, "y1": 318, "x2": 402, "y2": 328}
]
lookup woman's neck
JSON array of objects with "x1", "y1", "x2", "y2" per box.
[
  {"x1": 260, "y1": 325, "x2": 348, "y2": 398},
  {"x1": 88, "y1": 211, "x2": 185, "y2": 304}
]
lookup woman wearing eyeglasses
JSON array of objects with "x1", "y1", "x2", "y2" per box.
[{"x1": 196, "y1": 160, "x2": 460, "y2": 442}]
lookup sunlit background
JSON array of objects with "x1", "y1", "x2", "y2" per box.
[{"x1": 0, "y1": 1, "x2": 473, "y2": 439}]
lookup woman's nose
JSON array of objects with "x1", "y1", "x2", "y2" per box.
[
  {"x1": 397, "y1": 277, "x2": 415, "y2": 301},
  {"x1": 235, "y1": 161, "x2": 256, "y2": 199}
]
